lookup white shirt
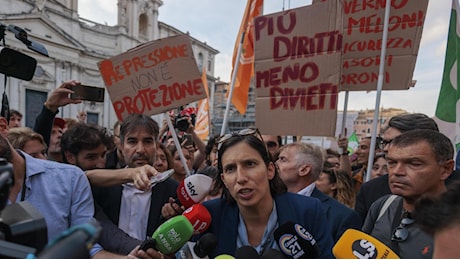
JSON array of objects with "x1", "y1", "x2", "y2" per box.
[
  {"x1": 119, "y1": 184, "x2": 152, "y2": 240},
  {"x1": 297, "y1": 182, "x2": 315, "y2": 197}
]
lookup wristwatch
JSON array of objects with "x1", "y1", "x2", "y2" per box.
[{"x1": 341, "y1": 151, "x2": 350, "y2": 156}]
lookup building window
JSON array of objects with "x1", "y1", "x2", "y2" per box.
[
  {"x1": 139, "y1": 13, "x2": 148, "y2": 36},
  {"x1": 198, "y1": 52, "x2": 204, "y2": 71},
  {"x1": 25, "y1": 89, "x2": 47, "y2": 128}
]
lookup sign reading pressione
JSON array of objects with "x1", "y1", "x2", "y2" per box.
[{"x1": 98, "y1": 34, "x2": 206, "y2": 121}]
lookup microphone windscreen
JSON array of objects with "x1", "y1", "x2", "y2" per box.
[
  {"x1": 215, "y1": 254, "x2": 235, "y2": 259},
  {"x1": 274, "y1": 221, "x2": 319, "y2": 259},
  {"x1": 261, "y1": 248, "x2": 287, "y2": 258},
  {"x1": 177, "y1": 174, "x2": 213, "y2": 208},
  {"x1": 194, "y1": 233, "x2": 218, "y2": 258},
  {"x1": 183, "y1": 203, "x2": 212, "y2": 235},
  {"x1": 235, "y1": 246, "x2": 259, "y2": 259},
  {"x1": 333, "y1": 229, "x2": 399, "y2": 259},
  {"x1": 151, "y1": 215, "x2": 194, "y2": 254}
]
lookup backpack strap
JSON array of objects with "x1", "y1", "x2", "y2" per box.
[{"x1": 376, "y1": 195, "x2": 398, "y2": 222}]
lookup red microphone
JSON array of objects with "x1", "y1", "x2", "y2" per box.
[
  {"x1": 176, "y1": 174, "x2": 213, "y2": 208},
  {"x1": 182, "y1": 203, "x2": 212, "y2": 235}
]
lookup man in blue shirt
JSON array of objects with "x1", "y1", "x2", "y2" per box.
[{"x1": 0, "y1": 125, "x2": 121, "y2": 258}]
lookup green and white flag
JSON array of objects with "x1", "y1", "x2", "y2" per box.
[
  {"x1": 434, "y1": 0, "x2": 460, "y2": 150},
  {"x1": 347, "y1": 131, "x2": 359, "y2": 155}
]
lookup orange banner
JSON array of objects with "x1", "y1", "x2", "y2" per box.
[
  {"x1": 195, "y1": 68, "x2": 210, "y2": 141},
  {"x1": 229, "y1": 0, "x2": 264, "y2": 115}
]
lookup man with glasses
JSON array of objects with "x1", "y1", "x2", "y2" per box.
[
  {"x1": 355, "y1": 113, "x2": 441, "y2": 223},
  {"x1": 362, "y1": 129, "x2": 454, "y2": 258}
]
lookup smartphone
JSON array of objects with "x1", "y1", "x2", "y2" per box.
[
  {"x1": 182, "y1": 133, "x2": 194, "y2": 147},
  {"x1": 70, "y1": 84, "x2": 105, "y2": 102}
]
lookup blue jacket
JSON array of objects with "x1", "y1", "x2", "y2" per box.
[
  {"x1": 311, "y1": 188, "x2": 361, "y2": 242},
  {"x1": 201, "y1": 192, "x2": 334, "y2": 258}
]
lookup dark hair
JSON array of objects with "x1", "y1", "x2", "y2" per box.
[
  {"x1": 277, "y1": 136, "x2": 282, "y2": 146},
  {"x1": 386, "y1": 113, "x2": 439, "y2": 133},
  {"x1": 157, "y1": 142, "x2": 173, "y2": 169},
  {"x1": 414, "y1": 180, "x2": 460, "y2": 235},
  {"x1": 205, "y1": 135, "x2": 219, "y2": 165},
  {"x1": 9, "y1": 109, "x2": 22, "y2": 118},
  {"x1": 61, "y1": 123, "x2": 114, "y2": 160},
  {"x1": 391, "y1": 129, "x2": 454, "y2": 163},
  {"x1": 326, "y1": 148, "x2": 340, "y2": 159},
  {"x1": 0, "y1": 134, "x2": 12, "y2": 162},
  {"x1": 120, "y1": 114, "x2": 159, "y2": 143},
  {"x1": 216, "y1": 134, "x2": 287, "y2": 203}
]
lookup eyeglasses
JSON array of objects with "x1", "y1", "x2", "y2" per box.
[
  {"x1": 391, "y1": 216, "x2": 414, "y2": 242},
  {"x1": 380, "y1": 139, "x2": 393, "y2": 147},
  {"x1": 217, "y1": 128, "x2": 262, "y2": 145}
]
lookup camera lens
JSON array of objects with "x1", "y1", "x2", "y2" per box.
[{"x1": 176, "y1": 117, "x2": 189, "y2": 132}]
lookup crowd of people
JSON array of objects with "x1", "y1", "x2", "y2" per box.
[{"x1": 1, "y1": 79, "x2": 460, "y2": 258}]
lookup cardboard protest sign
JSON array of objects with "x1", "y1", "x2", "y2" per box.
[
  {"x1": 98, "y1": 34, "x2": 206, "y2": 121},
  {"x1": 313, "y1": 0, "x2": 428, "y2": 91},
  {"x1": 254, "y1": 1, "x2": 342, "y2": 137}
]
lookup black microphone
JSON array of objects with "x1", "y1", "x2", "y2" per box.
[
  {"x1": 274, "y1": 221, "x2": 320, "y2": 259},
  {"x1": 194, "y1": 233, "x2": 218, "y2": 258},
  {"x1": 175, "y1": 233, "x2": 218, "y2": 259},
  {"x1": 235, "y1": 245, "x2": 259, "y2": 259},
  {"x1": 261, "y1": 248, "x2": 287, "y2": 258}
]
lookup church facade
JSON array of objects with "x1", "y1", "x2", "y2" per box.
[{"x1": 0, "y1": 0, "x2": 218, "y2": 130}]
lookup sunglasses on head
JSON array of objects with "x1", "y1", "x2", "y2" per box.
[
  {"x1": 217, "y1": 128, "x2": 272, "y2": 159},
  {"x1": 217, "y1": 128, "x2": 262, "y2": 145}
]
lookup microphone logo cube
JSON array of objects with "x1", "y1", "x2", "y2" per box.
[
  {"x1": 278, "y1": 234, "x2": 305, "y2": 258},
  {"x1": 294, "y1": 223, "x2": 316, "y2": 245},
  {"x1": 352, "y1": 239, "x2": 377, "y2": 259},
  {"x1": 187, "y1": 181, "x2": 198, "y2": 196}
]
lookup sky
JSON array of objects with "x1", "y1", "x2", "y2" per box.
[{"x1": 78, "y1": 0, "x2": 452, "y2": 117}]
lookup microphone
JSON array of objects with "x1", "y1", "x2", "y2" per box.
[
  {"x1": 261, "y1": 248, "x2": 287, "y2": 258},
  {"x1": 182, "y1": 203, "x2": 212, "y2": 235},
  {"x1": 176, "y1": 174, "x2": 213, "y2": 208},
  {"x1": 175, "y1": 233, "x2": 218, "y2": 259},
  {"x1": 235, "y1": 246, "x2": 259, "y2": 259},
  {"x1": 274, "y1": 221, "x2": 319, "y2": 259},
  {"x1": 215, "y1": 254, "x2": 235, "y2": 259},
  {"x1": 333, "y1": 229, "x2": 399, "y2": 259},
  {"x1": 37, "y1": 220, "x2": 101, "y2": 259},
  {"x1": 139, "y1": 215, "x2": 194, "y2": 254}
]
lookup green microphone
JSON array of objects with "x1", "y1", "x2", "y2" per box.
[
  {"x1": 139, "y1": 215, "x2": 193, "y2": 254},
  {"x1": 140, "y1": 215, "x2": 194, "y2": 254}
]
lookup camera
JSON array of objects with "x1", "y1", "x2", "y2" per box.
[
  {"x1": 174, "y1": 114, "x2": 195, "y2": 132},
  {"x1": 0, "y1": 22, "x2": 49, "y2": 81},
  {"x1": 173, "y1": 106, "x2": 197, "y2": 132}
]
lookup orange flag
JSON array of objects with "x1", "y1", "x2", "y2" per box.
[
  {"x1": 229, "y1": 0, "x2": 263, "y2": 115},
  {"x1": 195, "y1": 68, "x2": 210, "y2": 141}
]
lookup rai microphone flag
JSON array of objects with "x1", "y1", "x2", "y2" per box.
[
  {"x1": 195, "y1": 68, "x2": 210, "y2": 141},
  {"x1": 229, "y1": 0, "x2": 263, "y2": 115},
  {"x1": 434, "y1": 0, "x2": 460, "y2": 150}
]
